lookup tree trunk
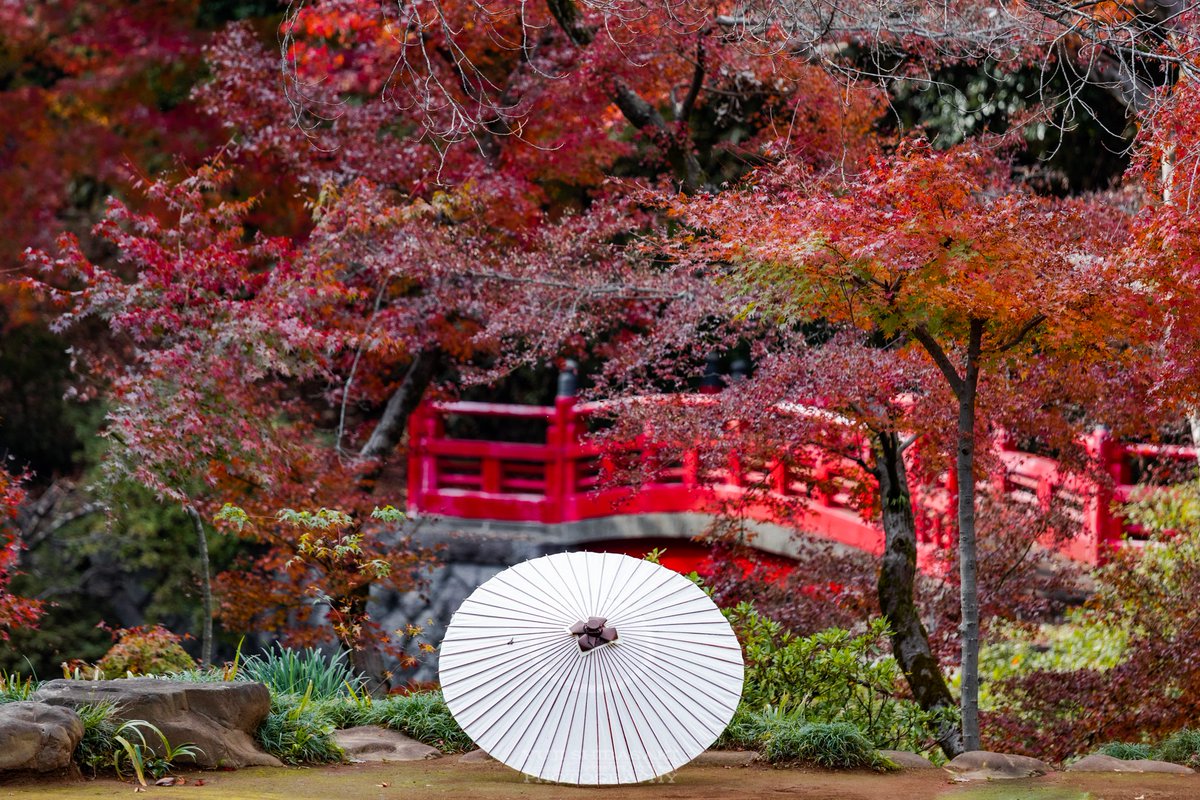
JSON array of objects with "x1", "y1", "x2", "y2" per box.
[
  {"x1": 909, "y1": 319, "x2": 986, "y2": 748},
  {"x1": 956, "y1": 321, "x2": 984, "y2": 750},
  {"x1": 874, "y1": 431, "x2": 964, "y2": 758},
  {"x1": 359, "y1": 347, "x2": 444, "y2": 465},
  {"x1": 185, "y1": 505, "x2": 214, "y2": 668},
  {"x1": 352, "y1": 347, "x2": 443, "y2": 692}
]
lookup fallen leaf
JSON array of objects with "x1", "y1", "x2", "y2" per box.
[
  {"x1": 376, "y1": 783, "x2": 389, "y2": 788},
  {"x1": 194, "y1": 779, "x2": 206, "y2": 787}
]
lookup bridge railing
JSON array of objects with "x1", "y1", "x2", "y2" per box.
[{"x1": 407, "y1": 395, "x2": 1196, "y2": 565}]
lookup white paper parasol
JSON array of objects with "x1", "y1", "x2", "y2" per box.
[{"x1": 438, "y1": 551, "x2": 744, "y2": 785}]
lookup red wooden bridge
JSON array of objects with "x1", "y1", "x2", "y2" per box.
[{"x1": 406, "y1": 392, "x2": 1195, "y2": 571}]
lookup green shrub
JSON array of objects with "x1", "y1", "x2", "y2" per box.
[
  {"x1": 1094, "y1": 741, "x2": 1151, "y2": 760},
  {"x1": 725, "y1": 604, "x2": 950, "y2": 753},
  {"x1": 364, "y1": 692, "x2": 472, "y2": 753},
  {"x1": 1154, "y1": 729, "x2": 1200, "y2": 768},
  {"x1": 239, "y1": 645, "x2": 364, "y2": 701},
  {"x1": 978, "y1": 612, "x2": 1126, "y2": 711},
  {"x1": 256, "y1": 690, "x2": 344, "y2": 765},
  {"x1": 96, "y1": 625, "x2": 196, "y2": 678}
]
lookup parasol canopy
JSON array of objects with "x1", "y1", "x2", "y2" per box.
[{"x1": 438, "y1": 551, "x2": 744, "y2": 785}]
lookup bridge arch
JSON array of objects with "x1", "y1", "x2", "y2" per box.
[{"x1": 381, "y1": 390, "x2": 1196, "y2": 683}]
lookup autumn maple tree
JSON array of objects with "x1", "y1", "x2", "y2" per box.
[
  {"x1": 16, "y1": 0, "x2": 901, "y2": 676},
  {"x1": 670, "y1": 141, "x2": 1141, "y2": 748}
]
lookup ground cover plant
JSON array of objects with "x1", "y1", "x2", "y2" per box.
[
  {"x1": 0, "y1": 668, "x2": 39, "y2": 701},
  {"x1": 257, "y1": 688, "x2": 345, "y2": 765},
  {"x1": 362, "y1": 692, "x2": 474, "y2": 754},
  {"x1": 718, "y1": 603, "x2": 950, "y2": 763}
]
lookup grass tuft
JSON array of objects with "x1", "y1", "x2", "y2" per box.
[
  {"x1": 256, "y1": 689, "x2": 345, "y2": 765},
  {"x1": 74, "y1": 702, "x2": 121, "y2": 775},
  {"x1": 364, "y1": 692, "x2": 473, "y2": 753},
  {"x1": 0, "y1": 670, "x2": 40, "y2": 702},
  {"x1": 1154, "y1": 729, "x2": 1200, "y2": 768},
  {"x1": 238, "y1": 645, "x2": 365, "y2": 701},
  {"x1": 764, "y1": 720, "x2": 885, "y2": 769},
  {"x1": 1093, "y1": 741, "x2": 1151, "y2": 760}
]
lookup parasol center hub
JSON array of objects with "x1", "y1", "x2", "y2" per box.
[{"x1": 570, "y1": 616, "x2": 618, "y2": 652}]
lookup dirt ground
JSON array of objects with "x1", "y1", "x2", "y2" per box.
[{"x1": 3, "y1": 756, "x2": 1199, "y2": 800}]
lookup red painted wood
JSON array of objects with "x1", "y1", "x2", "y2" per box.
[{"x1": 407, "y1": 396, "x2": 1194, "y2": 568}]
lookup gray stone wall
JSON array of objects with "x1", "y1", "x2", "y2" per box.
[{"x1": 369, "y1": 513, "x2": 844, "y2": 685}]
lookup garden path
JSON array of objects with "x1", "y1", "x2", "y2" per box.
[{"x1": 2, "y1": 756, "x2": 1198, "y2": 799}]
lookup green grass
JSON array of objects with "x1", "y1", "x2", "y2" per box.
[
  {"x1": 1155, "y1": 729, "x2": 1200, "y2": 768},
  {"x1": 363, "y1": 692, "x2": 473, "y2": 754},
  {"x1": 1093, "y1": 741, "x2": 1151, "y2": 760},
  {"x1": 713, "y1": 706, "x2": 890, "y2": 770},
  {"x1": 74, "y1": 702, "x2": 121, "y2": 775},
  {"x1": 255, "y1": 689, "x2": 345, "y2": 765},
  {"x1": 238, "y1": 645, "x2": 365, "y2": 701},
  {"x1": 0, "y1": 669, "x2": 41, "y2": 702},
  {"x1": 763, "y1": 720, "x2": 887, "y2": 769},
  {"x1": 715, "y1": 705, "x2": 774, "y2": 750}
]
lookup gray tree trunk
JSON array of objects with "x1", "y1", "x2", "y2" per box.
[
  {"x1": 351, "y1": 347, "x2": 443, "y2": 693},
  {"x1": 910, "y1": 319, "x2": 985, "y2": 750},
  {"x1": 955, "y1": 321, "x2": 984, "y2": 750},
  {"x1": 358, "y1": 347, "x2": 444, "y2": 465},
  {"x1": 873, "y1": 431, "x2": 964, "y2": 758},
  {"x1": 185, "y1": 505, "x2": 214, "y2": 668}
]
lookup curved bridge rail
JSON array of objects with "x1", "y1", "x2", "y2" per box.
[{"x1": 407, "y1": 396, "x2": 1194, "y2": 567}]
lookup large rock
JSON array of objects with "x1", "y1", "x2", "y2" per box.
[
  {"x1": 945, "y1": 750, "x2": 1051, "y2": 780},
  {"x1": 0, "y1": 701, "x2": 83, "y2": 773},
  {"x1": 1067, "y1": 754, "x2": 1195, "y2": 774},
  {"x1": 34, "y1": 678, "x2": 281, "y2": 769},
  {"x1": 333, "y1": 726, "x2": 441, "y2": 762}
]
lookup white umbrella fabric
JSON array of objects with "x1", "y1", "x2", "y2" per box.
[{"x1": 438, "y1": 551, "x2": 744, "y2": 785}]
